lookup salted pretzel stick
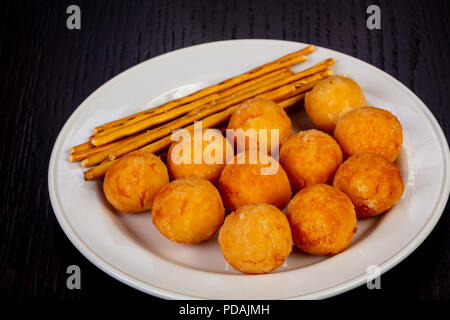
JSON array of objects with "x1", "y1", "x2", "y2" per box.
[
  {"x1": 109, "y1": 70, "x2": 332, "y2": 160},
  {"x1": 83, "y1": 72, "x2": 289, "y2": 166},
  {"x1": 186, "y1": 70, "x2": 293, "y2": 116},
  {"x1": 259, "y1": 45, "x2": 314, "y2": 68},
  {"x1": 92, "y1": 93, "x2": 221, "y2": 139},
  {"x1": 84, "y1": 127, "x2": 190, "y2": 180},
  {"x1": 70, "y1": 142, "x2": 93, "y2": 154},
  {"x1": 93, "y1": 47, "x2": 313, "y2": 133},
  {"x1": 89, "y1": 72, "x2": 294, "y2": 156},
  {"x1": 81, "y1": 134, "x2": 145, "y2": 167},
  {"x1": 216, "y1": 68, "x2": 292, "y2": 98},
  {"x1": 278, "y1": 93, "x2": 307, "y2": 110},
  {"x1": 91, "y1": 61, "x2": 308, "y2": 146},
  {"x1": 95, "y1": 59, "x2": 333, "y2": 148},
  {"x1": 258, "y1": 70, "x2": 333, "y2": 102},
  {"x1": 84, "y1": 159, "x2": 115, "y2": 180},
  {"x1": 92, "y1": 68, "x2": 293, "y2": 139},
  {"x1": 70, "y1": 135, "x2": 139, "y2": 162}
]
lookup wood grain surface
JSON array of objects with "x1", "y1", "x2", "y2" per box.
[{"x1": 0, "y1": 0, "x2": 449, "y2": 300}]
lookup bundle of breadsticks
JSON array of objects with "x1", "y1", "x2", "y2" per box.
[{"x1": 69, "y1": 45, "x2": 335, "y2": 180}]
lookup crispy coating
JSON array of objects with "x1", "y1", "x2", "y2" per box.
[
  {"x1": 286, "y1": 184, "x2": 357, "y2": 255},
  {"x1": 279, "y1": 129, "x2": 343, "y2": 192},
  {"x1": 334, "y1": 107, "x2": 403, "y2": 162},
  {"x1": 218, "y1": 203, "x2": 292, "y2": 274},
  {"x1": 103, "y1": 151, "x2": 169, "y2": 213},
  {"x1": 152, "y1": 176, "x2": 225, "y2": 244},
  {"x1": 167, "y1": 129, "x2": 233, "y2": 184},
  {"x1": 218, "y1": 152, "x2": 292, "y2": 211},
  {"x1": 228, "y1": 97, "x2": 293, "y2": 154},
  {"x1": 305, "y1": 75, "x2": 366, "y2": 133},
  {"x1": 333, "y1": 153, "x2": 404, "y2": 219}
]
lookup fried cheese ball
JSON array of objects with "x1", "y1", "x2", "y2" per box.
[
  {"x1": 218, "y1": 203, "x2": 292, "y2": 274},
  {"x1": 334, "y1": 107, "x2": 403, "y2": 162},
  {"x1": 286, "y1": 184, "x2": 357, "y2": 255},
  {"x1": 333, "y1": 153, "x2": 404, "y2": 219},
  {"x1": 152, "y1": 176, "x2": 225, "y2": 244},
  {"x1": 218, "y1": 152, "x2": 292, "y2": 211},
  {"x1": 305, "y1": 75, "x2": 366, "y2": 133},
  {"x1": 167, "y1": 129, "x2": 233, "y2": 184},
  {"x1": 103, "y1": 151, "x2": 169, "y2": 213},
  {"x1": 279, "y1": 129, "x2": 343, "y2": 192},
  {"x1": 228, "y1": 97, "x2": 293, "y2": 153}
]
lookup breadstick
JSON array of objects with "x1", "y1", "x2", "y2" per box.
[
  {"x1": 186, "y1": 70, "x2": 293, "y2": 116},
  {"x1": 258, "y1": 70, "x2": 333, "y2": 101},
  {"x1": 93, "y1": 72, "x2": 293, "y2": 146},
  {"x1": 92, "y1": 68, "x2": 293, "y2": 139},
  {"x1": 84, "y1": 159, "x2": 115, "y2": 180},
  {"x1": 84, "y1": 134, "x2": 181, "y2": 180},
  {"x1": 93, "y1": 48, "x2": 312, "y2": 133},
  {"x1": 259, "y1": 45, "x2": 314, "y2": 68},
  {"x1": 108, "y1": 70, "x2": 331, "y2": 159},
  {"x1": 70, "y1": 142, "x2": 93, "y2": 154},
  {"x1": 278, "y1": 93, "x2": 307, "y2": 110},
  {"x1": 70, "y1": 135, "x2": 138, "y2": 162},
  {"x1": 92, "y1": 93, "x2": 221, "y2": 139},
  {"x1": 95, "y1": 59, "x2": 333, "y2": 147},
  {"x1": 215, "y1": 68, "x2": 292, "y2": 98},
  {"x1": 80, "y1": 136, "x2": 140, "y2": 167},
  {"x1": 83, "y1": 71, "x2": 293, "y2": 166}
]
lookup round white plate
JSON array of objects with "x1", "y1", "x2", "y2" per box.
[{"x1": 48, "y1": 39, "x2": 450, "y2": 299}]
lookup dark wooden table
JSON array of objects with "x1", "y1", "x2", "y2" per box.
[{"x1": 1, "y1": 0, "x2": 449, "y2": 301}]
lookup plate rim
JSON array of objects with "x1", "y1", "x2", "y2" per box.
[{"x1": 48, "y1": 39, "x2": 450, "y2": 300}]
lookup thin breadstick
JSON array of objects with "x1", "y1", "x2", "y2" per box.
[
  {"x1": 186, "y1": 70, "x2": 293, "y2": 116},
  {"x1": 84, "y1": 131, "x2": 189, "y2": 180},
  {"x1": 215, "y1": 68, "x2": 292, "y2": 98},
  {"x1": 259, "y1": 45, "x2": 314, "y2": 68},
  {"x1": 258, "y1": 70, "x2": 333, "y2": 101},
  {"x1": 139, "y1": 135, "x2": 173, "y2": 154},
  {"x1": 70, "y1": 142, "x2": 93, "y2": 154},
  {"x1": 92, "y1": 68, "x2": 293, "y2": 139},
  {"x1": 81, "y1": 136, "x2": 139, "y2": 167},
  {"x1": 84, "y1": 133, "x2": 182, "y2": 180},
  {"x1": 278, "y1": 93, "x2": 307, "y2": 110},
  {"x1": 70, "y1": 135, "x2": 138, "y2": 162},
  {"x1": 92, "y1": 93, "x2": 221, "y2": 139},
  {"x1": 95, "y1": 59, "x2": 333, "y2": 147},
  {"x1": 109, "y1": 70, "x2": 332, "y2": 159},
  {"x1": 93, "y1": 48, "x2": 312, "y2": 133},
  {"x1": 84, "y1": 159, "x2": 115, "y2": 180}
]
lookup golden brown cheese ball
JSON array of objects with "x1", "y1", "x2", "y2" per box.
[
  {"x1": 333, "y1": 153, "x2": 404, "y2": 219},
  {"x1": 228, "y1": 97, "x2": 293, "y2": 153},
  {"x1": 279, "y1": 129, "x2": 343, "y2": 192},
  {"x1": 152, "y1": 176, "x2": 225, "y2": 244},
  {"x1": 218, "y1": 203, "x2": 292, "y2": 274},
  {"x1": 218, "y1": 152, "x2": 292, "y2": 211},
  {"x1": 286, "y1": 184, "x2": 357, "y2": 255},
  {"x1": 334, "y1": 107, "x2": 403, "y2": 162},
  {"x1": 305, "y1": 75, "x2": 366, "y2": 133},
  {"x1": 167, "y1": 129, "x2": 233, "y2": 184},
  {"x1": 103, "y1": 151, "x2": 169, "y2": 213}
]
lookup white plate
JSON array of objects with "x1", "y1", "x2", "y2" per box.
[{"x1": 48, "y1": 39, "x2": 450, "y2": 299}]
